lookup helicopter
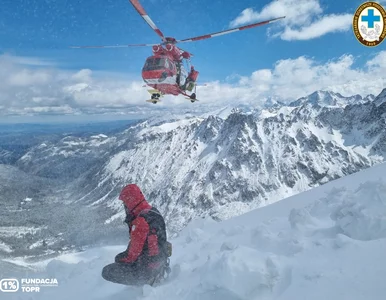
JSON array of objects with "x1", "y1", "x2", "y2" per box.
[{"x1": 71, "y1": 0, "x2": 285, "y2": 104}]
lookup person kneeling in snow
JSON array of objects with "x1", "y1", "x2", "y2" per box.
[{"x1": 102, "y1": 184, "x2": 172, "y2": 286}]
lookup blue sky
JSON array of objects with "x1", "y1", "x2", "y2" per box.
[
  {"x1": 0, "y1": 0, "x2": 380, "y2": 79},
  {"x1": 0, "y1": 0, "x2": 386, "y2": 122}
]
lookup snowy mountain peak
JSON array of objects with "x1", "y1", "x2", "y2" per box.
[
  {"x1": 289, "y1": 90, "x2": 373, "y2": 108},
  {"x1": 364, "y1": 94, "x2": 376, "y2": 102},
  {"x1": 374, "y1": 88, "x2": 386, "y2": 106},
  {"x1": 262, "y1": 96, "x2": 286, "y2": 109},
  {"x1": 309, "y1": 90, "x2": 340, "y2": 105}
]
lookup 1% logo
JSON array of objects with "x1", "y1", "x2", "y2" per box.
[{"x1": 0, "y1": 279, "x2": 19, "y2": 292}]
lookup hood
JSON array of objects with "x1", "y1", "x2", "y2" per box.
[{"x1": 119, "y1": 184, "x2": 151, "y2": 216}]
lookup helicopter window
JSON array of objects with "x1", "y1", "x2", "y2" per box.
[
  {"x1": 143, "y1": 57, "x2": 166, "y2": 71},
  {"x1": 166, "y1": 59, "x2": 177, "y2": 72},
  {"x1": 168, "y1": 60, "x2": 176, "y2": 72}
]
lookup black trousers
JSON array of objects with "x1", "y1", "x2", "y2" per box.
[{"x1": 102, "y1": 262, "x2": 154, "y2": 286}]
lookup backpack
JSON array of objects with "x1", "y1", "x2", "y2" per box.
[{"x1": 139, "y1": 207, "x2": 172, "y2": 263}]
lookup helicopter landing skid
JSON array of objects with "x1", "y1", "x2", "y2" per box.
[
  {"x1": 185, "y1": 97, "x2": 199, "y2": 103},
  {"x1": 146, "y1": 89, "x2": 163, "y2": 104},
  {"x1": 146, "y1": 98, "x2": 161, "y2": 104},
  {"x1": 182, "y1": 92, "x2": 198, "y2": 103}
]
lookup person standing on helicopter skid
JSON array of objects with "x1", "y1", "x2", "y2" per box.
[
  {"x1": 177, "y1": 51, "x2": 199, "y2": 92},
  {"x1": 102, "y1": 184, "x2": 172, "y2": 286},
  {"x1": 182, "y1": 66, "x2": 198, "y2": 91}
]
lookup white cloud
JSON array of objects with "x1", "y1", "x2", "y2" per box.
[
  {"x1": 280, "y1": 14, "x2": 352, "y2": 41},
  {"x1": 231, "y1": 0, "x2": 322, "y2": 28},
  {"x1": 367, "y1": 51, "x2": 386, "y2": 69},
  {"x1": 230, "y1": 0, "x2": 353, "y2": 41},
  {"x1": 8, "y1": 69, "x2": 52, "y2": 86},
  {"x1": 0, "y1": 54, "x2": 55, "y2": 66},
  {"x1": 0, "y1": 52, "x2": 386, "y2": 119},
  {"x1": 72, "y1": 69, "x2": 93, "y2": 83}
]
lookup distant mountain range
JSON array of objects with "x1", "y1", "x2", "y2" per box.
[
  {"x1": 0, "y1": 119, "x2": 139, "y2": 164},
  {"x1": 288, "y1": 90, "x2": 375, "y2": 107},
  {"x1": 1, "y1": 88, "x2": 385, "y2": 258}
]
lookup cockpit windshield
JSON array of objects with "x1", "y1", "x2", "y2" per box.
[{"x1": 143, "y1": 57, "x2": 166, "y2": 71}]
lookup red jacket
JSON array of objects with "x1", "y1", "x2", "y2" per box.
[{"x1": 118, "y1": 184, "x2": 161, "y2": 265}]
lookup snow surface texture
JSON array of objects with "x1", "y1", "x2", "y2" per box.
[{"x1": 2, "y1": 162, "x2": 386, "y2": 300}]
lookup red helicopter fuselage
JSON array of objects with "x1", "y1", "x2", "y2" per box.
[
  {"x1": 142, "y1": 44, "x2": 181, "y2": 96},
  {"x1": 141, "y1": 42, "x2": 199, "y2": 96}
]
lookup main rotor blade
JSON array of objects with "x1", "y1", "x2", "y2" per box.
[
  {"x1": 176, "y1": 16, "x2": 285, "y2": 43},
  {"x1": 70, "y1": 43, "x2": 158, "y2": 48},
  {"x1": 129, "y1": 0, "x2": 167, "y2": 43}
]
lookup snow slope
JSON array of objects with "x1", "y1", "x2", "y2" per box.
[{"x1": 2, "y1": 162, "x2": 386, "y2": 300}]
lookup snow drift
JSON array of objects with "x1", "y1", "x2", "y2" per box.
[{"x1": 2, "y1": 162, "x2": 386, "y2": 300}]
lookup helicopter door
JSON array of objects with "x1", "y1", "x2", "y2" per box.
[
  {"x1": 164, "y1": 58, "x2": 180, "y2": 85},
  {"x1": 179, "y1": 64, "x2": 188, "y2": 88}
]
